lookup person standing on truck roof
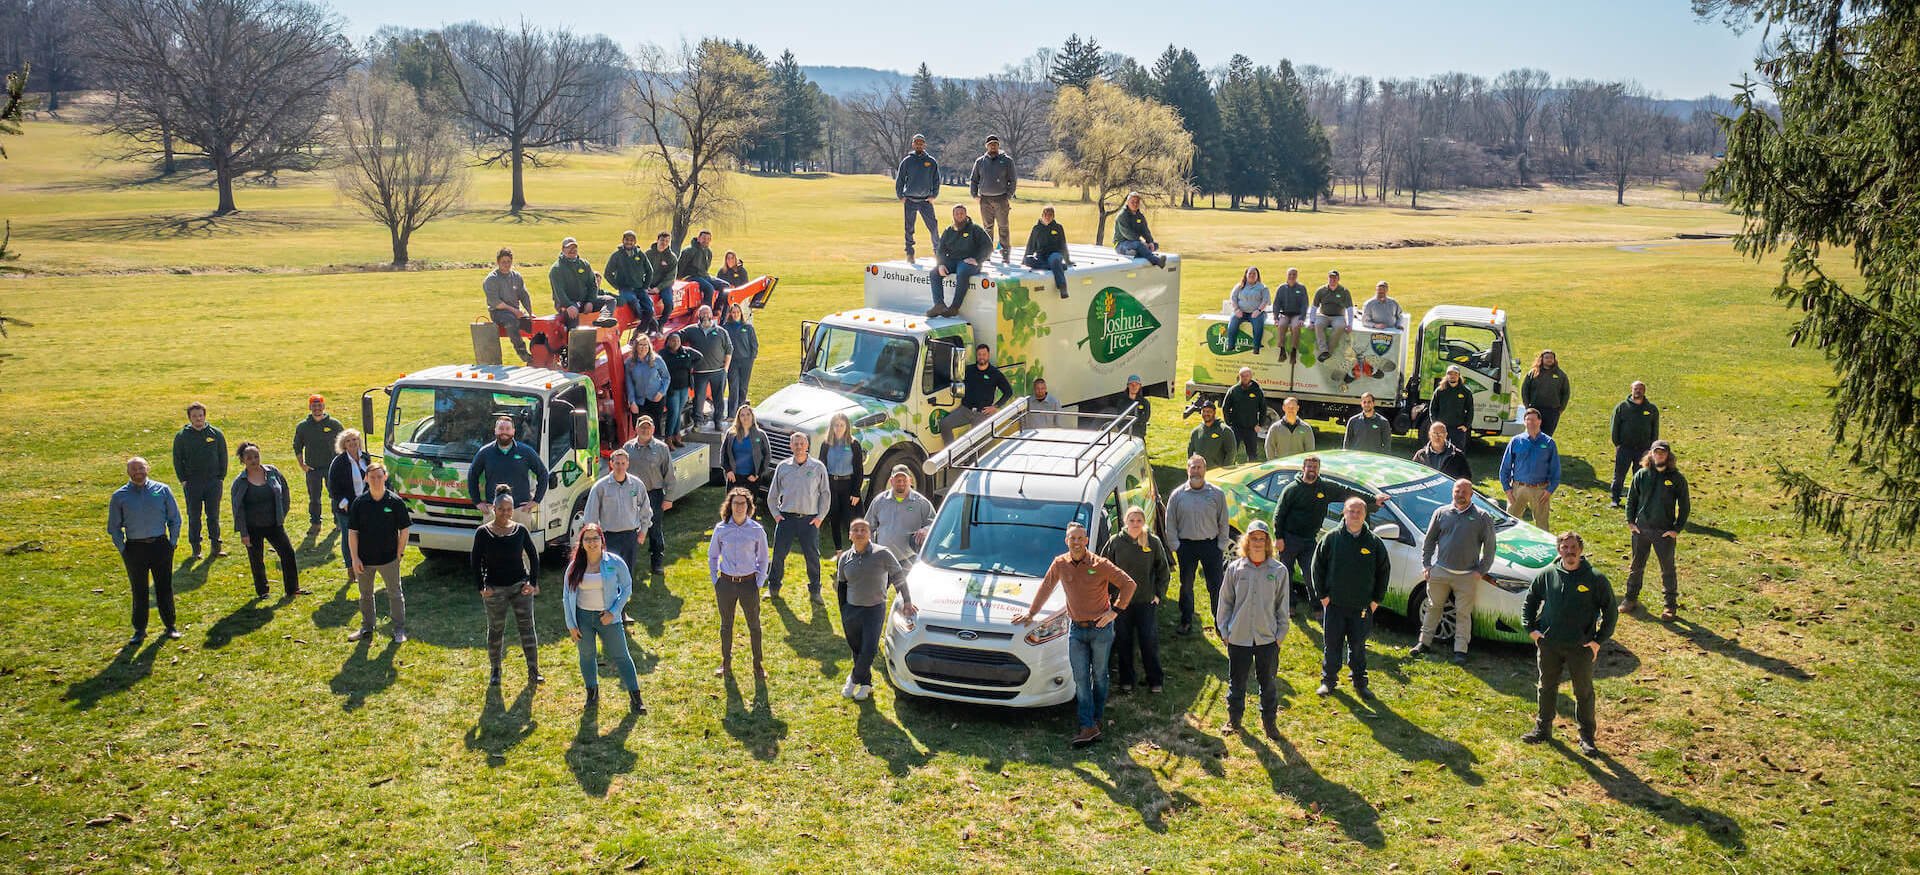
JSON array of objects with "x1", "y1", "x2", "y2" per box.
[
  {"x1": 677, "y1": 230, "x2": 727, "y2": 312},
  {"x1": 679, "y1": 305, "x2": 733, "y2": 433},
  {"x1": 1410, "y1": 478, "x2": 1498, "y2": 664},
  {"x1": 1412, "y1": 422, "x2": 1472, "y2": 481},
  {"x1": 1265, "y1": 396, "x2": 1316, "y2": 462},
  {"x1": 1022, "y1": 207, "x2": 1071, "y2": 297},
  {"x1": 1187, "y1": 400, "x2": 1236, "y2": 469},
  {"x1": 820, "y1": 413, "x2": 867, "y2": 552},
  {"x1": 549, "y1": 236, "x2": 612, "y2": 331},
  {"x1": 895, "y1": 133, "x2": 941, "y2": 265},
  {"x1": 1217, "y1": 520, "x2": 1289, "y2": 739},
  {"x1": 970, "y1": 135, "x2": 1018, "y2": 265},
  {"x1": 1272, "y1": 268, "x2": 1310, "y2": 363},
  {"x1": 582, "y1": 448, "x2": 653, "y2": 577},
  {"x1": 710, "y1": 487, "x2": 769, "y2": 679},
  {"x1": 1521, "y1": 350, "x2": 1572, "y2": 437},
  {"x1": 868, "y1": 465, "x2": 935, "y2": 561},
  {"x1": 108, "y1": 456, "x2": 182, "y2": 645},
  {"x1": 1012, "y1": 522, "x2": 1139, "y2": 749},
  {"x1": 326, "y1": 429, "x2": 371, "y2": 574},
  {"x1": 1122, "y1": 375, "x2": 1151, "y2": 439},
  {"x1": 646, "y1": 232, "x2": 678, "y2": 319},
  {"x1": 1311, "y1": 270, "x2": 1355, "y2": 363},
  {"x1": 1273, "y1": 455, "x2": 1388, "y2": 621},
  {"x1": 1222, "y1": 368, "x2": 1267, "y2": 462},
  {"x1": 767, "y1": 432, "x2": 832, "y2": 606},
  {"x1": 1027, "y1": 378, "x2": 1065, "y2": 429},
  {"x1": 1102, "y1": 505, "x2": 1171, "y2": 696},
  {"x1": 717, "y1": 251, "x2": 749, "y2": 290},
  {"x1": 658, "y1": 333, "x2": 702, "y2": 447},
  {"x1": 230, "y1": 442, "x2": 302, "y2": 601},
  {"x1": 1428, "y1": 365, "x2": 1476, "y2": 451},
  {"x1": 467, "y1": 417, "x2": 550, "y2": 527},
  {"x1": 619, "y1": 416, "x2": 675, "y2": 575},
  {"x1": 929, "y1": 205, "x2": 991, "y2": 318},
  {"x1": 604, "y1": 231, "x2": 657, "y2": 332},
  {"x1": 1499, "y1": 408, "x2": 1561, "y2": 532},
  {"x1": 1312, "y1": 497, "x2": 1392, "y2": 700},
  {"x1": 1522, "y1": 530, "x2": 1616, "y2": 756},
  {"x1": 172, "y1": 401, "x2": 228, "y2": 558},
  {"x1": 472, "y1": 485, "x2": 543, "y2": 687},
  {"x1": 1623, "y1": 441, "x2": 1690, "y2": 622},
  {"x1": 346, "y1": 462, "x2": 411, "y2": 643},
  {"x1": 722, "y1": 302, "x2": 759, "y2": 420},
  {"x1": 936, "y1": 343, "x2": 1012, "y2": 444},
  {"x1": 291, "y1": 394, "x2": 342, "y2": 536},
  {"x1": 1360, "y1": 281, "x2": 1404, "y2": 329},
  {"x1": 1343, "y1": 392, "x2": 1393, "y2": 454},
  {"x1": 833, "y1": 518, "x2": 908, "y2": 702},
  {"x1": 1113, "y1": 192, "x2": 1168, "y2": 269},
  {"x1": 483, "y1": 248, "x2": 535, "y2": 363},
  {"x1": 1609, "y1": 381, "x2": 1659, "y2": 508},
  {"x1": 1227, "y1": 266, "x2": 1270, "y2": 354},
  {"x1": 625, "y1": 334, "x2": 670, "y2": 439},
  {"x1": 1164, "y1": 454, "x2": 1231, "y2": 636}
]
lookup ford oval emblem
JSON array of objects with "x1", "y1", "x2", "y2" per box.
[{"x1": 956, "y1": 629, "x2": 979, "y2": 641}]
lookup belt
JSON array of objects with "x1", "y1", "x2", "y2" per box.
[
  {"x1": 830, "y1": 474, "x2": 855, "y2": 481},
  {"x1": 718, "y1": 572, "x2": 757, "y2": 585},
  {"x1": 1071, "y1": 620, "x2": 1102, "y2": 629},
  {"x1": 127, "y1": 536, "x2": 168, "y2": 544},
  {"x1": 1514, "y1": 482, "x2": 1548, "y2": 488}
]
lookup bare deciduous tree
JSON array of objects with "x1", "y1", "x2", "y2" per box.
[
  {"x1": 844, "y1": 82, "x2": 914, "y2": 173},
  {"x1": 332, "y1": 72, "x2": 469, "y2": 266},
  {"x1": 628, "y1": 39, "x2": 771, "y2": 248},
  {"x1": 973, "y1": 69, "x2": 1051, "y2": 176},
  {"x1": 1493, "y1": 67, "x2": 1550, "y2": 184}
]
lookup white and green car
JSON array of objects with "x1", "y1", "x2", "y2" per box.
[{"x1": 1210, "y1": 450, "x2": 1560, "y2": 644}]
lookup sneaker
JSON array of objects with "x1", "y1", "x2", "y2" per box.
[
  {"x1": 1577, "y1": 736, "x2": 1601, "y2": 756},
  {"x1": 1660, "y1": 608, "x2": 1677, "y2": 622},
  {"x1": 650, "y1": 562, "x2": 664, "y2": 575},
  {"x1": 1262, "y1": 717, "x2": 1281, "y2": 740},
  {"x1": 212, "y1": 545, "x2": 228, "y2": 557},
  {"x1": 528, "y1": 670, "x2": 546, "y2": 685},
  {"x1": 842, "y1": 675, "x2": 857, "y2": 698},
  {"x1": 1148, "y1": 685, "x2": 1163, "y2": 694},
  {"x1": 1070, "y1": 726, "x2": 1101, "y2": 748},
  {"x1": 1520, "y1": 726, "x2": 1550, "y2": 744},
  {"x1": 763, "y1": 588, "x2": 777, "y2": 601},
  {"x1": 925, "y1": 305, "x2": 945, "y2": 317},
  {"x1": 1621, "y1": 599, "x2": 1641, "y2": 614},
  {"x1": 1609, "y1": 499, "x2": 1623, "y2": 509},
  {"x1": 1317, "y1": 351, "x2": 1331, "y2": 363},
  {"x1": 809, "y1": 591, "x2": 825, "y2": 606},
  {"x1": 715, "y1": 663, "x2": 731, "y2": 677},
  {"x1": 853, "y1": 684, "x2": 872, "y2": 701},
  {"x1": 393, "y1": 630, "x2": 408, "y2": 643},
  {"x1": 1357, "y1": 686, "x2": 1376, "y2": 701},
  {"x1": 164, "y1": 628, "x2": 182, "y2": 640},
  {"x1": 1450, "y1": 652, "x2": 1468, "y2": 666},
  {"x1": 189, "y1": 547, "x2": 203, "y2": 560},
  {"x1": 1315, "y1": 683, "x2": 1332, "y2": 697},
  {"x1": 347, "y1": 627, "x2": 369, "y2": 642},
  {"x1": 1177, "y1": 621, "x2": 1192, "y2": 636},
  {"x1": 489, "y1": 669, "x2": 502, "y2": 687},
  {"x1": 1116, "y1": 684, "x2": 1134, "y2": 695},
  {"x1": 585, "y1": 687, "x2": 599, "y2": 708},
  {"x1": 128, "y1": 632, "x2": 146, "y2": 646},
  {"x1": 1408, "y1": 643, "x2": 1432, "y2": 657},
  {"x1": 1221, "y1": 720, "x2": 1241, "y2": 736}
]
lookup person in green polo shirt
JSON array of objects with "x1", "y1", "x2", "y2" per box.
[
  {"x1": 1522, "y1": 530, "x2": 1617, "y2": 756},
  {"x1": 1273, "y1": 455, "x2": 1386, "y2": 620},
  {"x1": 1186, "y1": 400, "x2": 1236, "y2": 469},
  {"x1": 1311, "y1": 497, "x2": 1392, "y2": 699}
]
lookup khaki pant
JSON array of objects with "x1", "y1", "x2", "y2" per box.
[
  {"x1": 1506, "y1": 483, "x2": 1552, "y2": 532},
  {"x1": 977, "y1": 195, "x2": 1011, "y2": 255},
  {"x1": 1419, "y1": 569, "x2": 1480, "y2": 653},
  {"x1": 354, "y1": 559, "x2": 405, "y2": 633}
]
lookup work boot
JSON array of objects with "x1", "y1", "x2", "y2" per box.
[
  {"x1": 1577, "y1": 735, "x2": 1601, "y2": 756},
  {"x1": 1070, "y1": 726, "x2": 1101, "y2": 748},
  {"x1": 585, "y1": 687, "x2": 599, "y2": 708},
  {"x1": 525, "y1": 649, "x2": 544, "y2": 684},
  {"x1": 1520, "y1": 726, "x2": 1550, "y2": 744},
  {"x1": 925, "y1": 304, "x2": 945, "y2": 317},
  {"x1": 629, "y1": 690, "x2": 646, "y2": 714},
  {"x1": 1262, "y1": 716, "x2": 1281, "y2": 740},
  {"x1": 489, "y1": 666, "x2": 502, "y2": 687},
  {"x1": 1621, "y1": 598, "x2": 1641, "y2": 614}
]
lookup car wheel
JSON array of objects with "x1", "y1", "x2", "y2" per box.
[{"x1": 1410, "y1": 582, "x2": 1457, "y2": 641}]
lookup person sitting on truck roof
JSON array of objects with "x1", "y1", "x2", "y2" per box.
[
  {"x1": 483, "y1": 247, "x2": 535, "y2": 363},
  {"x1": 717, "y1": 251, "x2": 748, "y2": 289},
  {"x1": 604, "y1": 231, "x2": 658, "y2": 333},
  {"x1": 1022, "y1": 207, "x2": 1071, "y2": 297},
  {"x1": 1311, "y1": 270, "x2": 1354, "y2": 363},
  {"x1": 1187, "y1": 399, "x2": 1236, "y2": 469},
  {"x1": 1343, "y1": 392, "x2": 1394, "y2": 454},
  {"x1": 929, "y1": 205, "x2": 992, "y2": 318},
  {"x1": 677, "y1": 230, "x2": 728, "y2": 312},
  {"x1": 1227, "y1": 266, "x2": 1270, "y2": 354},
  {"x1": 1272, "y1": 268, "x2": 1310, "y2": 364},
  {"x1": 1361, "y1": 281, "x2": 1405, "y2": 330},
  {"x1": 1429, "y1": 365, "x2": 1476, "y2": 451},
  {"x1": 1412, "y1": 422, "x2": 1472, "y2": 481},
  {"x1": 936, "y1": 344, "x2": 1012, "y2": 444},
  {"x1": 1113, "y1": 192, "x2": 1168, "y2": 269},
  {"x1": 549, "y1": 237, "x2": 613, "y2": 331},
  {"x1": 467, "y1": 417, "x2": 550, "y2": 524},
  {"x1": 1027, "y1": 378, "x2": 1065, "y2": 429},
  {"x1": 1122, "y1": 374, "x2": 1151, "y2": 439},
  {"x1": 896, "y1": 133, "x2": 941, "y2": 264},
  {"x1": 1223, "y1": 368, "x2": 1267, "y2": 462},
  {"x1": 646, "y1": 232, "x2": 678, "y2": 318},
  {"x1": 1264, "y1": 396, "x2": 1316, "y2": 462}
]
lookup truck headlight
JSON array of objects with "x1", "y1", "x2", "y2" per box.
[
  {"x1": 1024, "y1": 614, "x2": 1068, "y2": 646},
  {"x1": 891, "y1": 600, "x2": 916, "y2": 633},
  {"x1": 1488, "y1": 574, "x2": 1531, "y2": 593},
  {"x1": 855, "y1": 411, "x2": 887, "y2": 428}
]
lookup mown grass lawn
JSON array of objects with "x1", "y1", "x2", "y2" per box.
[{"x1": 1, "y1": 120, "x2": 1916, "y2": 873}]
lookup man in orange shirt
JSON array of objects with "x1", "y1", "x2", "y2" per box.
[{"x1": 1013, "y1": 523, "x2": 1139, "y2": 747}]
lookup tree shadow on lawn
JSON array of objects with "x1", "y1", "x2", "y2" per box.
[
  {"x1": 1664, "y1": 616, "x2": 1813, "y2": 682},
  {"x1": 329, "y1": 636, "x2": 400, "y2": 712},
  {"x1": 474, "y1": 207, "x2": 606, "y2": 225},
  {"x1": 30, "y1": 211, "x2": 334, "y2": 241},
  {"x1": 722, "y1": 672, "x2": 788, "y2": 761},
  {"x1": 1557, "y1": 742, "x2": 1747, "y2": 850},
  {"x1": 62, "y1": 637, "x2": 169, "y2": 710},
  {"x1": 567, "y1": 705, "x2": 641, "y2": 797},
  {"x1": 464, "y1": 681, "x2": 538, "y2": 767},
  {"x1": 1243, "y1": 731, "x2": 1386, "y2": 848}
]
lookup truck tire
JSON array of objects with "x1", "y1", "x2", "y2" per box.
[
  {"x1": 545, "y1": 496, "x2": 589, "y2": 561},
  {"x1": 565, "y1": 327, "x2": 599, "y2": 374}
]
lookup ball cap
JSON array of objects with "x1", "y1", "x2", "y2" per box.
[
  {"x1": 1446, "y1": 364, "x2": 1462, "y2": 374},
  {"x1": 984, "y1": 134, "x2": 1000, "y2": 144},
  {"x1": 1247, "y1": 520, "x2": 1272, "y2": 535},
  {"x1": 890, "y1": 464, "x2": 914, "y2": 478},
  {"x1": 911, "y1": 132, "x2": 927, "y2": 142},
  {"x1": 1126, "y1": 374, "x2": 1142, "y2": 384},
  {"x1": 560, "y1": 236, "x2": 578, "y2": 247},
  {"x1": 1200, "y1": 398, "x2": 1217, "y2": 409},
  {"x1": 1650, "y1": 439, "x2": 1673, "y2": 452},
  {"x1": 308, "y1": 394, "x2": 325, "y2": 404}
]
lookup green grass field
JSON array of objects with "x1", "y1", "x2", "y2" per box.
[{"x1": 2, "y1": 120, "x2": 1916, "y2": 874}]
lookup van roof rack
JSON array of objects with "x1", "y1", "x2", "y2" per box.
[{"x1": 926, "y1": 397, "x2": 1141, "y2": 479}]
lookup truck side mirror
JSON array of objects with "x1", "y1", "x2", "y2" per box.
[
  {"x1": 1372, "y1": 523, "x2": 1402, "y2": 542},
  {"x1": 572, "y1": 408, "x2": 591, "y2": 450},
  {"x1": 360, "y1": 393, "x2": 375, "y2": 439}
]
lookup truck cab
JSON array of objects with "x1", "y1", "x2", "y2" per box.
[{"x1": 1403, "y1": 305, "x2": 1523, "y2": 438}]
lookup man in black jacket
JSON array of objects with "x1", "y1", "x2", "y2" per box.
[
  {"x1": 291, "y1": 394, "x2": 342, "y2": 534},
  {"x1": 1411, "y1": 422, "x2": 1472, "y2": 481},
  {"x1": 1311, "y1": 497, "x2": 1392, "y2": 699},
  {"x1": 1221, "y1": 367, "x2": 1267, "y2": 463},
  {"x1": 1022, "y1": 206, "x2": 1070, "y2": 297},
  {"x1": 928, "y1": 205, "x2": 991, "y2": 317},
  {"x1": 1522, "y1": 530, "x2": 1617, "y2": 755},
  {"x1": 604, "y1": 230, "x2": 657, "y2": 330},
  {"x1": 646, "y1": 232, "x2": 678, "y2": 319},
  {"x1": 937, "y1": 343, "x2": 1012, "y2": 443},
  {"x1": 172, "y1": 401, "x2": 228, "y2": 558},
  {"x1": 970, "y1": 135, "x2": 1018, "y2": 264},
  {"x1": 895, "y1": 134, "x2": 940, "y2": 263},
  {"x1": 1609, "y1": 381, "x2": 1659, "y2": 508}
]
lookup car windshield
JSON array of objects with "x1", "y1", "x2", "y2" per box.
[
  {"x1": 922, "y1": 494, "x2": 1092, "y2": 579},
  {"x1": 1382, "y1": 472, "x2": 1518, "y2": 531},
  {"x1": 803, "y1": 325, "x2": 916, "y2": 402},
  {"x1": 388, "y1": 386, "x2": 543, "y2": 462}
]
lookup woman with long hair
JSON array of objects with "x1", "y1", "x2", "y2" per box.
[
  {"x1": 707, "y1": 487, "x2": 769, "y2": 679},
  {"x1": 1521, "y1": 349, "x2": 1572, "y2": 436},
  {"x1": 472, "y1": 485, "x2": 542, "y2": 686},
  {"x1": 717, "y1": 250, "x2": 749, "y2": 288},
  {"x1": 658, "y1": 332, "x2": 703, "y2": 448},
  {"x1": 325, "y1": 428, "x2": 371, "y2": 574},
  {"x1": 1624, "y1": 440, "x2": 1690, "y2": 621},
  {"x1": 820, "y1": 412, "x2": 867, "y2": 550},
  {"x1": 721, "y1": 404, "x2": 770, "y2": 489},
  {"x1": 1226, "y1": 265, "x2": 1269, "y2": 353},
  {"x1": 562, "y1": 522, "x2": 643, "y2": 712},
  {"x1": 229, "y1": 441, "x2": 300, "y2": 599},
  {"x1": 722, "y1": 302, "x2": 759, "y2": 420},
  {"x1": 1216, "y1": 520, "x2": 1289, "y2": 739}
]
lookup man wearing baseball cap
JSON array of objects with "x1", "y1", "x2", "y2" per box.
[
  {"x1": 1122, "y1": 374, "x2": 1150, "y2": 439},
  {"x1": 291, "y1": 394, "x2": 342, "y2": 535},
  {"x1": 549, "y1": 236, "x2": 611, "y2": 330},
  {"x1": 1429, "y1": 364, "x2": 1476, "y2": 451},
  {"x1": 970, "y1": 135, "x2": 1017, "y2": 264},
  {"x1": 895, "y1": 134, "x2": 941, "y2": 264}
]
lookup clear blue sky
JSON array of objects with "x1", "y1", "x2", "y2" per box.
[{"x1": 325, "y1": 0, "x2": 1763, "y2": 99}]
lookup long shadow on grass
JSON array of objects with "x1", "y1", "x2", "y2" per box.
[
  {"x1": 769, "y1": 592, "x2": 844, "y2": 681},
  {"x1": 1665, "y1": 616, "x2": 1813, "y2": 681},
  {"x1": 1337, "y1": 690, "x2": 1484, "y2": 786},
  {"x1": 62, "y1": 637, "x2": 168, "y2": 710},
  {"x1": 170, "y1": 555, "x2": 216, "y2": 596},
  {"x1": 203, "y1": 597, "x2": 279, "y2": 650},
  {"x1": 31, "y1": 211, "x2": 336, "y2": 241},
  {"x1": 1069, "y1": 743, "x2": 1203, "y2": 833},
  {"x1": 1455, "y1": 639, "x2": 1642, "y2": 704},
  {"x1": 329, "y1": 636, "x2": 400, "y2": 711},
  {"x1": 567, "y1": 705, "x2": 641, "y2": 797},
  {"x1": 465, "y1": 682, "x2": 538, "y2": 767},
  {"x1": 722, "y1": 673, "x2": 788, "y2": 760},
  {"x1": 858, "y1": 697, "x2": 931, "y2": 777},
  {"x1": 1244, "y1": 731, "x2": 1386, "y2": 848},
  {"x1": 1558, "y1": 743, "x2": 1746, "y2": 850}
]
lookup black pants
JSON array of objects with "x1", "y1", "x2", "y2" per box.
[
  {"x1": 182, "y1": 479, "x2": 222, "y2": 549},
  {"x1": 121, "y1": 538, "x2": 176, "y2": 634},
  {"x1": 1611, "y1": 444, "x2": 1648, "y2": 502},
  {"x1": 1113, "y1": 598, "x2": 1163, "y2": 686},
  {"x1": 1320, "y1": 604, "x2": 1371, "y2": 690},
  {"x1": 243, "y1": 523, "x2": 299, "y2": 597},
  {"x1": 827, "y1": 476, "x2": 859, "y2": 550},
  {"x1": 634, "y1": 398, "x2": 666, "y2": 438},
  {"x1": 303, "y1": 468, "x2": 325, "y2": 526},
  {"x1": 483, "y1": 582, "x2": 539, "y2": 671},
  {"x1": 1536, "y1": 406, "x2": 1564, "y2": 436},
  {"x1": 1175, "y1": 539, "x2": 1224, "y2": 627},
  {"x1": 1536, "y1": 640, "x2": 1597, "y2": 739},
  {"x1": 1625, "y1": 529, "x2": 1679, "y2": 610},
  {"x1": 838, "y1": 589, "x2": 885, "y2": 686},
  {"x1": 715, "y1": 575, "x2": 763, "y2": 667},
  {"x1": 1447, "y1": 424, "x2": 1472, "y2": 452},
  {"x1": 1229, "y1": 424, "x2": 1262, "y2": 463},
  {"x1": 1227, "y1": 640, "x2": 1280, "y2": 722},
  {"x1": 1278, "y1": 536, "x2": 1315, "y2": 614},
  {"x1": 645, "y1": 488, "x2": 668, "y2": 569}
]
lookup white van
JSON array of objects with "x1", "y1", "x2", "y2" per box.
[{"x1": 880, "y1": 399, "x2": 1160, "y2": 707}]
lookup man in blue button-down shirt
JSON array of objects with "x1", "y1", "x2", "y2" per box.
[
  {"x1": 1500, "y1": 408, "x2": 1561, "y2": 531},
  {"x1": 108, "y1": 457, "x2": 183, "y2": 643}
]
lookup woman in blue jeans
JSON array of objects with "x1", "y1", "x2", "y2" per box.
[
  {"x1": 658, "y1": 332, "x2": 703, "y2": 448},
  {"x1": 563, "y1": 523, "x2": 644, "y2": 713}
]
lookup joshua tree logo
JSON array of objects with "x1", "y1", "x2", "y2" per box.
[{"x1": 1079, "y1": 288, "x2": 1161, "y2": 364}]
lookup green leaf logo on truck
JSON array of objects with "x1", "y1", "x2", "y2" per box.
[{"x1": 1080, "y1": 287, "x2": 1161, "y2": 364}]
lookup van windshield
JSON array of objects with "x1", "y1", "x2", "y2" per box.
[
  {"x1": 1382, "y1": 472, "x2": 1518, "y2": 531},
  {"x1": 803, "y1": 325, "x2": 916, "y2": 402},
  {"x1": 388, "y1": 386, "x2": 543, "y2": 462},
  {"x1": 922, "y1": 495, "x2": 1093, "y2": 579}
]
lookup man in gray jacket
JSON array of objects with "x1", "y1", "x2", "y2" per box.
[
  {"x1": 768, "y1": 432, "x2": 833, "y2": 604},
  {"x1": 1411, "y1": 478, "x2": 1498, "y2": 663},
  {"x1": 582, "y1": 449, "x2": 653, "y2": 574},
  {"x1": 620, "y1": 418, "x2": 675, "y2": 574},
  {"x1": 482, "y1": 248, "x2": 534, "y2": 362},
  {"x1": 895, "y1": 134, "x2": 941, "y2": 264},
  {"x1": 866, "y1": 465, "x2": 935, "y2": 562},
  {"x1": 1164, "y1": 454, "x2": 1233, "y2": 635},
  {"x1": 1343, "y1": 393, "x2": 1393, "y2": 454},
  {"x1": 970, "y1": 135, "x2": 1018, "y2": 264}
]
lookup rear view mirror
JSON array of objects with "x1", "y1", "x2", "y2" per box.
[{"x1": 1373, "y1": 523, "x2": 1402, "y2": 542}]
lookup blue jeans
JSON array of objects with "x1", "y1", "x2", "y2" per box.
[
  {"x1": 1068, "y1": 622, "x2": 1115, "y2": 729},
  {"x1": 663, "y1": 387, "x2": 687, "y2": 436},
  {"x1": 902, "y1": 198, "x2": 938, "y2": 256},
  {"x1": 769, "y1": 516, "x2": 822, "y2": 595},
  {"x1": 726, "y1": 360, "x2": 754, "y2": 417},
  {"x1": 931, "y1": 257, "x2": 980, "y2": 308},
  {"x1": 1227, "y1": 311, "x2": 1266, "y2": 351},
  {"x1": 604, "y1": 529, "x2": 640, "y2": 575},
  {"x1": 333, "y1": 510, "x2": 352, "y2": 569},
  {"x1": 1115, "y1": 240, "x2": 1165, "y2": 268},
  {"x1": 1321, "y1": 604, "x2": 1371, "y2": 690},
  {"x1": 691, "y1": 371, "x2": 727, "y2": 430},
  {"x1": 1023, "y1": 251, "x2": 1068, "y2": 291},
  {"x1": 615, "y1": 289, "x2": 654, "y2": 326},
  {"x1": 687, "y1": 276, "x2": 727, "y2": 310},
  {"x1": 573, "y1": 607, "x2": 638, "y2": 691}
]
